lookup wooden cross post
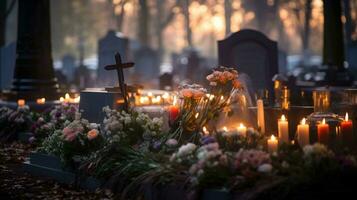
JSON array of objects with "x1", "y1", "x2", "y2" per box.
[{"x1": 104, "y1": 52, "x2": 134, "y2": 111}]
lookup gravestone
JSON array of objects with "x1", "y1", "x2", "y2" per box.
[
  {"x1": 159, "y1": 72, "x2": 173, "y2": 90},
  {"x1": 0, "y1": 42, "x2": 16, "y2": 90},
  {"x1": 185, "y1": 48, "x2": 201, "y2": 81},
  {"x1": 61, "y1": 54, "x2": 75, "y2": 82},
  {"x1": 278, "y1": 50, "x2": 288, "y2": 75},
  {"x1": 218, "y1": 29, "x2": 278, "y2": 104},
  {"x1": 74, "y1": 64, "x2": 90, "y2": 89},
  {"x1": 80, "y1": 53, "x2": 135, "y2": 123},
  {"x1": 133, "y1": 46, "x2": 159, "y2": 84},
  {"x1": 97, "y1": 30, "x2": 129, "y2": 87}
]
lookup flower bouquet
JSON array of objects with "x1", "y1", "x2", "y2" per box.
[
  {"x1": 169, "y1": 66, "x2": 244, "y2": 144},
  {"x1": 39, "y1": 112, "x2": 104, "y2": 167}
]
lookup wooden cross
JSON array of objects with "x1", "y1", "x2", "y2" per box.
[{"x1": 104, "y1": 52, "x2": 134, "y2": 111}]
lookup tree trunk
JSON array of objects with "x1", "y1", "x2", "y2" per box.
[
  {"x1": 0, "y1": 0, "x2": 6, "y2": 47},
  {"x1": 343, "y1": 0, "x2": 355, "y2": 45},
  {"x1": 156, "y1": 0, "x2": 164, "y2": 63},
  {"x1": 138, "y1": 0, "x2": 150, "y2": 46},
  {"x1": 183, "y1": 0, "x2": 192, "y2": 47},
  {"x1": 302, "y1": 0, "x2": 312, "y2": 57},
  {"x1": 224, "y1": 0, "x2": 232, "y2": 36},
  {"x1": 323, "y1": 0, "x2": 345, "y2": 69}
]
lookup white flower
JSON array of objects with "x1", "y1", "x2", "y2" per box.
[
  {"x1": 257, "y1": 163, "x2": 273, "y2": 173},
  {"x1": 177, "y1": 143, "x2": 197, "y2": 157},
  {"x1": 165, "y1": 139, "x2": 178, "y2": 147},
  {"x1": 124, "y1": 116, "x2": 131, "y2": 125},
  {"x1": 89, "y1": 123, "x2": 99, "y2": 129}
]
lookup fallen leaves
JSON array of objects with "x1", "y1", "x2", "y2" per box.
[{"x1": 0, "y1": 143, "x2": 113, "y2": 199}]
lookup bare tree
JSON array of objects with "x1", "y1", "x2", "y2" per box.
[
  {"x1": 224, "y1": 0, "x2": 232, "y2": 36},
  {"x1": 138, "y1": 0, "x2": 150, "y2": 46},
  {"x1": 155, "y1": 0, "x2": 180, "y2": 62},
  {"x1": 183, "y1": 0, "x2": 192, "y2": 46}
]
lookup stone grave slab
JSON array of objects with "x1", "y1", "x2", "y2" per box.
[{"x1": 79, "y1": 88, "x2": 124, "y2": 124}]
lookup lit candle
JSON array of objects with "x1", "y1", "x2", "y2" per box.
[
  {"x1": 17, "y1": 99, "x2": 25, "y2": 107},
  {"x1": 257, "y1": 99, "x2": 265, "y2": 133},
  {"x1": 341, "y1": 113, "x2": 353, "y2": 147},
  {"x1": 65, "y1": 93, "x2": 70, "y2": 103},
  {"x1": 148, "y1": 92, "x2": 153, "y2": 104},
  {"x1": 202, "y1": 126, "x2": 209, "y2": 135},
  {"x1": 278, "y1": 115, "x2": 289, "y2": 143},
  {"x1": 59, "y1": 97, "x2": 64, "y2": 103},
  {"x1": 222, "y1": 126, "x2": 228, "y2": 132},
  {"x1": 267, "y1": 135, "x2": 278, "y2": 153},
  {"x1": 297, "y1": 118, "x2": 309, "y2": 147},
  {"x1": 36, "y1": 98, "x2": 46, "y2": 104},
  {"x1": 317, "y1": 118, "x2": 329, "y2": 145},
  {"x1": 237, "y1": 123, "x2": 247, "y2": 137},
  {"x1": 168, "y1": 96, "x2": 179, "y2": 123}
]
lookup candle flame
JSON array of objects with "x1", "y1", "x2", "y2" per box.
[
  {"x1": 270, "y1": 135, "x2": 276, "y2": 141},
  {"x1": 203, "y1": 126, "x2": 209, "y2": 135},
  {"x1": 281, "y1": 115, "x2": 286, "y2": 121},
  {"x1": 17, "y1": 99, "x2": 25, "y2": 106},
  {"x1": 65, "y1": 93, "x2": 70, "y2": 99},
  {"x1": 223, "y1": 126, "x2": 228, "y2": 132},
  {"x1": 322, "y1": 118, "x2": 326, "y2": 124},
  {"x1": 36, "y1": 98, "x2": 46, "y2": 104},
  {"x1": 173, "y1": 96, "x2": 177, "y2": 106},
  {"x1": 220, "y1": 95, "x2": 224, "y2": 100},
  {"x1": 162, "y1": 92, "x2": 169, "y2": 99},
  {"x1": 239, "y1": 123, "x2": 245, "y2": 128},
  {"x1": 59, "y1": 97, "x2": 64, "y2": 102},
  {"x1": 345, "y1": 113, "x2": 349, "y2": 121},
  {"x1": 195, "y1": 112, "x2": 199, "y2": 119},
  {"x1": 301, "y1": 118, "x2": 306, "y2": 125}
]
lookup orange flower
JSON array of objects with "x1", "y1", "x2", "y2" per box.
[
  {"x1": 233, "y1": 79, "x2": 242, "y2": 89},
  {"x1": 87, "y1": 129, "x2": 98, "y2": 140}
]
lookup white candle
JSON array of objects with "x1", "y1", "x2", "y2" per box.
[
  {"x1": 297, "y1": 118, "x2": 309, "y2": 147},
  {"x1": 278, "y1": 115, "x2": 289, "y2": 143},
  {"x1": 267, "y1": 135, "x2": 278, "y2": 153},
  {"x1": 237, "y1": 123, "x2": 247, "y2": 137},
  {"x1": 257, "y1": 99, "x2": 265, "y2": 133}
]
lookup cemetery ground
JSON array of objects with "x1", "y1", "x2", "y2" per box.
[{"x1": 0, "y1": 142, "x2": 113, "y2": 199}]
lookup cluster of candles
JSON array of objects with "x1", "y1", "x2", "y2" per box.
[
  {"x1": 267, "y1": 113, "x2": 354, "y2": 153},
  {"x1": 218, "y1": 123, "x2": 248, "y2": 137},
  {"x1": 59, "y1": 93, "x2": 80, "y2": 104},
  {"x1": 17, "y1": 93, "x2": 80, "y2": 107},
  {"x1": 135, "y1": 92, "x2": 173, "y2": 106},
  {"x1": 17, "y1": 98, "x2": 46, "y2": 107}
]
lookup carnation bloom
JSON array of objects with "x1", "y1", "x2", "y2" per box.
[
  {"x1": 87, "y1": 129, "x2": 99, "y2": 140},
  {"x1": 63, "y1": 127, "x2": 77, "y2": 141}
]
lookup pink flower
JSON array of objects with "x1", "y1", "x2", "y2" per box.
[
  {"x1": 63, "y1": 127, "x2": 77, "y2": 141},
  {"x1": 181, "y1": 89, "x2": 193, "y2": 98},
  {"x1": 87, "y1": 129, "x2": 99, "y2": 140}
]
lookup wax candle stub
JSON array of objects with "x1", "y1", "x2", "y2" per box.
[
  {"x1": 237, "y1": 123, "x2": 247, "y2": 137},
  {"x1": 341, "y1": 113, "x2": 353, "y2": 148},
  {"x1": 278, "y1": 115, "x2": 289, "y2": 143},
  {"x1": 297, "y1": 118, "x2": 309, "y2": 147},
  {"x1": 268, "y1": 135, "x2": 278, "y2": 153},
  {"x1": 317, "y1": 118, "x2": 329, "y2": 145}
]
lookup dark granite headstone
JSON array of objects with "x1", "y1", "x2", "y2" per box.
[
  {"x1": 61, "y1": 54, "x2": 76, "y2": 82},
  {"x1": 159, "y1": 72, "x2": 173, "y2": 90},
  {"x1": 218, "y1": 29, "x2": 278, "y2": 104},
  {"x1": 133, "y1": 46, "x2": 159, "y2": 83},
  {"x1": 0, "y1": 42, "x2": 16, "y2": 90},
  {"x1": 97, "y1": 30, "x2": 129, "y2": 87}
]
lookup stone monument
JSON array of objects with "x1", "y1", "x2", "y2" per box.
[{"x1": 79, "y1": 53, "x2": 136, "y2": 123}]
